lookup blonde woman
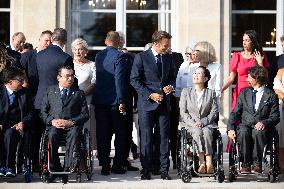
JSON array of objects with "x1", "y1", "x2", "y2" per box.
[{"x1": 71, "y1": 38, "x2": 96, "y2": 148}]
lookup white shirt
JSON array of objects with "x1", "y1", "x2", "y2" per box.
[
  {"x1": 206, "y1": 63, "x2": 222, "y2": 98},
  {"x1": 253, "y1": 86, "x2": 265, "y2": 111},
  {"x1": 174, "y1": 61, "x2": 199, "y2": 97},
  {"x1": 196, "y1": 89, "x2": 205, "y2": 110}
]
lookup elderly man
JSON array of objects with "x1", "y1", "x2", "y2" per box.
[{"x1": 41, "y1": 66, "x2": 89, "y2": 183}]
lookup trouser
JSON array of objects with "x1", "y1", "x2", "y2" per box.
[
  {"x1": 48, "y1": 126, "x2": 81, "y2": 171},
  {"x1": 237, "y1": 125, "x2": 268, "y2": 166}
]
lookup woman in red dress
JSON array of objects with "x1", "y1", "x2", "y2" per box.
[{"x1": 222, "y1": 30, "x2": 269, "y2": 110}]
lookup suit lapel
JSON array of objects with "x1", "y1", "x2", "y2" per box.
[
  {"x1": 63, "y1": 88, "x2": 74, "y2": 105},
  {"x1": 247, "y1": 89, "x2": 256, "y2": 113},
  {"x1": 54, "y1": 86, "x2": 64, "y2": 105},
  {"x1": 190, "y1": 89, "x2": 200, "y2": 116},
  {"x1": 199, "y1": 89, "x2": 207, "y2": 115}
]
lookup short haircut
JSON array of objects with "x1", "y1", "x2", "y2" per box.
[
  {"x1": 197, "y1": 66, "x2": 211, "y2": 88},
  {"x1": 106, "y1": 31, "x2": 120, "y2": 43},
  {"x1": 2, "y1": 66, "x2": 24, "y2": 84},
  {"x1": 12, "y1": 32, "x2": 25, "y2": 40},
  {"x1": 52, "y1": 28, "x2": 67, "y2": 42},
  {"x1": 194, "y1": 41, "x2": 217, "y2": 63},
  {"x1": 40, "y1": 30, "x2": 52, "y2": 37},
  {"x1": 248, "y1": 66, "x2": 268, "y2": 86},
  {"x1": 57, "y1": 65, "x2": 74, "y2": 76},
  {"x1": 71, "y1": 38, "x2": 88, "y2": 50},
  {"x1": 151, "y1": 31, "x2": 172, "y2": 43},
  {"x1": 280, "y1": 35, "x2": 284, "y2": 42},
  {"x1": 22, "y1": 43, "x2": 33, "y2": 50}
]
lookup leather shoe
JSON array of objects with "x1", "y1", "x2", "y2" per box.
[
  {"x1": 161, "y1": 172, "x2": 171, "y2": 180},
  {"x1": 46, "y1": 174, "x2": 57, "y2": 183},
  {"x1": 240, "y1": 166, "x2": 251, "y2": 174},
  {"x1": 101, "y1": 165, "x2": 111, "y2": 176},
  {"x1": 127, "y1": 164, "x2": 139, "y2": 171},
  {"x1": 111, "y1": 165, "x2": 127, "y2": 174},
  {"x1": 252, "y1": 165, "x2": 262, "y2": 174},
  {"x1": 141, "y1": 170, "x2": 151, "y2": 180}
]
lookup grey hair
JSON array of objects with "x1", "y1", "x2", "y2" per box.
[{"x1": 71, "y1": 38, "x2": 88, "y2": 50}]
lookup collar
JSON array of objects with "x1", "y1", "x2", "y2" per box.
[
  {"x1": 5, "y1": 85, "x2": 14, "y2": 95},
  {"x1": 10, "y1": 44, "x2": 16, "y2": 51},
  {"x1": 253, "y1": 86, "x2": 265, "y2": 93},
  {"x1": 59, "y1": 85, "x2": 70, "y2": 92},
  {"x1": 151, "y1": 47, "x2": 159, "y2": 57},
  {"x1": 52, "y1": 43, "x2": 63, "y2": 50}
]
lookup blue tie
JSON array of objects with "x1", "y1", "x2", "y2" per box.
[
  {"x1": 156, "y1": 54, "x2": 162, "y2": 75},
  {"x1": 9, "y1": 93, "x2": 15, "y2": 105},
  {"x1": 61, "y1": 89, "x2": 68, "y2": 102}
]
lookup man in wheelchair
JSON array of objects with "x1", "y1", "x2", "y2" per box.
[
  {"x1": 179, "y1": 66, "x2": 218, "y2": 174},
  {"x1": 0, "y1": 67, "x2": 34, "y2": 177},
  {"x1": 40, "y1": 66, "x2": 89, "y2": 182},
  {"x1": 227, "y1": 66, "x2": 280, "y2": 174}
]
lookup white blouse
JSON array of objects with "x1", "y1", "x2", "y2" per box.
[{"x1": 74, "y1": 60, "x2": 96, "y2": 92}]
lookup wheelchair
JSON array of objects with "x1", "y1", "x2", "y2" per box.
[
  {"x1": 39, "y1": 127, "x2": 94, "y2": 183},
  {"x1": 176, "y1": 127, "x2": 225, "y2": 183},
  {"x1": 228, "y1": 129, "x2": 279, "y2": 183}
]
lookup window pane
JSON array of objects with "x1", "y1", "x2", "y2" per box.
[
  {"x1": 232, "y1": 0, "x2": 276, "y2": 10},
  {"x1": 127, "y1": 0, "x2": 158, "y2": 10},
  {"x1": 71, "y1": 12, "x2": 116, "y2": 46},
  {"x1": 0, "y1": 0, "x2": 10, "y2": 8},
  {"x1": 72, "y1": 0, "x2": 116, "y2": 10},
  {"x1": 232, "y1": 14, "x2": 276, "y2": 48},
  {"x1": 0, "y1": 12, "x2": 10, "y2": 44},
  {"x1": 126, "y1": 13, "x2": 158, "y2": 47}
]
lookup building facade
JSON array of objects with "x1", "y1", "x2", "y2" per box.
[{"x1": 1, "y1": 0, "x2": 284, "y2": 123}]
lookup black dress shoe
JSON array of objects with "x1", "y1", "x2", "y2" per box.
[
  {"x1": 46, "y1": 174, "x2": 58, "y2": 183},
  {"x1": 161, "y1": 172, "x2": 171, "y2": 180},
  {"x1": 127, "y1": 164, "x2": 139, "y2": 171},
  {"x1": 141, "y1": 170, "x2": 151, "y2": 180},
  {"x1": 111, "y1": 165, "x2": 127, "y2": 174},
  {"x1": 101, "y1": 165, "x2": 111, "y2": 176}
]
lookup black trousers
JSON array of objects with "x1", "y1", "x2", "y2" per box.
[
  {"x1": 237, "y1": 125, "x2": 269, "y2": 166},
  {"x1": 95, "y1": 104, "x2": 127, "y2": 167},
  {"x1": 0, "y1": 128, "x2": 21, "y2": 168},
  {"x1": 139, "y1": 103, "x2": 170, "y2": 173},
  {"x1": 169, "y1": 95, "x2": 179, "y2": 166},
  {"x1": 48, "y1": 126, "x2": 81, "y2": 171},
  {"x1": 124, "y1": 105, "x2": 134, "y2": 165}
]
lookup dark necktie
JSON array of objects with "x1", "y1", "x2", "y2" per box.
[
  {"x1": 156, "y1": 54, "x2": 162, "y2": 75},
  {"x1": 252, "y1": 90, "x2": 257, "y2": 111},
  {"x1": 61, "y1": 88, "x2": 68, "y2": 102},
  {"x1": 9, "y1": 93, "x2": 15, "y2": 105}
]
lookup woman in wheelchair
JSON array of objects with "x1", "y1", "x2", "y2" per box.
[{"x1": 179, "y1": 66, "x2": 218, "y2": 174}]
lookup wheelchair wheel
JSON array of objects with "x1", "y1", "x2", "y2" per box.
[
  {"x1": 217, "y1": 170, "x2": 225, "y2": 183},
  {"x1": 181, "y1": 171, "x2": 192, "y2": 183},
  {"x1": 76, "y1": 173, "x2": 82, "y2": 183},
  {"x1": 268, "y1": 171, "x2": 277, "y2": 183}
]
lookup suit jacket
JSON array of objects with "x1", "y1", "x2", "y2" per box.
[
  {"x1": 35, "y1": 44, "x2": 73, "y2": 109},
  {"x1": 179, "y1": 87, "x2": 218, "y2": 128},
  {"x1": 92, "y1": 46, "x2": 129, "y2": 106},
  {"x1": 6, "y1": 46, "x2": 22, "y2": 68},
  {"x1": 20, "y1": 49, "x2": 38, "y2": 98},
  {"x1": 227, "y1": 87, "x2": 280, "y2": 131},
  {"x1": 130, "y1": 49, "x2": 176, "y2": 111},
  {"x1": 41, "y1": 85, "x2": 89, "y2": 127},
  {"x1": 166, "y1": 52, "x2": 184, "y2": 79},
  {"x1": 0, "y1": 85, "x2": 34, "y2": 130}
]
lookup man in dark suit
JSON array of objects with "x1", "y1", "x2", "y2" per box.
[
  {"x1": 130, "y1": 30, "x2": 175, "y2": 180},
  {"x1": 92, "y1": 31, "x2": 129, "y2": 175},
  {"x1": 35, "y1": 28, "x2": 73, "y2": 111},
  {"x1": 20, "y1": 30, "x2": 52, "y2": 171},
  {"x1": 41, "y1": 66, "x2": 89, "y2": 183},
  {"x1": 227, "y1": 66, "x2": 280, "y2": 174},
  {"x1": 0, "y1": 67, "x2": 34, "y2": 177}
]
